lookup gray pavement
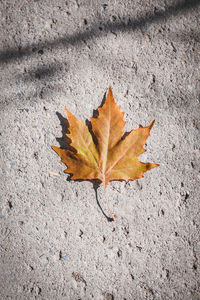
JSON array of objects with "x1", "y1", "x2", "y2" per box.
[{"x1": 0, "y1": 0, "x2": 200, "y2": 299}]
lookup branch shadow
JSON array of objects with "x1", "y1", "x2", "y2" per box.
[
  {"x1": 0, "y1": 0, "x2": 199, "y2": 64},
  {"x1": 23, "y1": 64, "x2": 61, "y2": 81}
]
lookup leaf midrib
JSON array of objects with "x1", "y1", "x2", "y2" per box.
[{"x1": 103, "y1": 102, "x2": 111, "y2": 175}]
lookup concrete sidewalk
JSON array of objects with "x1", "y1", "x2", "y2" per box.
[{"x1": 0, "y1": 0, "x2": 200, "y2": 299}]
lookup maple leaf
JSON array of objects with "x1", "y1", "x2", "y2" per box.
[{"x1": 52, "y1": 88, "x2": 159, "y2": 219}]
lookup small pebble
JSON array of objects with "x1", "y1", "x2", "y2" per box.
[
  {"x1": 38, "y1": 49, "x2": 44, "y2": 55},
  {"x1": 175, "y1": 216, "x2": 181, "y2": 222},
  {"x1": 17, "y1": 92, "x2": 22, "y2": 98},
  {"x1": 188, "y1": 84, "x2": 195, "y2": 91}
]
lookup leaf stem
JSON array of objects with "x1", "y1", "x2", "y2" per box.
[{"x1": 103, "y1": 175, "x2": 116, "y2": 221}]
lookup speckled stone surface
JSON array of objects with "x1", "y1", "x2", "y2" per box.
[{"x1": 0, "y1": 0, "x2": 200, "y2": 299}]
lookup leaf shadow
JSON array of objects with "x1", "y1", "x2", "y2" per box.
[
  {"x1": 85, "y1": 91, "x2": 107, "y2": 146},
  {"x1": 93, "y1": 181, "x2": 114, "y2": 222},
  {"x1": 55, "y1": 111, "x2": 75, "y2": 152},
  {"x1": 55, "y1": 98, "x2": 114, "y2": 222},
  {"x1": 66, "y1": 177, "x2": 113, "y2": 222},
  {"x1": 86, "y1": 92, "x2": 114, "y2": 222}
]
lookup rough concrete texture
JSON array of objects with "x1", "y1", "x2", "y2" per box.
[{"x1": 0, "y1": 0, "x2": 200, "y2": 299}]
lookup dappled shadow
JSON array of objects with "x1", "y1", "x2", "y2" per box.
[
  {"x1": 20, "y1": 63, "x2": 62, "y2": 82},
  {"x1": 169, "y1": 28, "x2": 200, "y2": 43},
  {"x1": 0, "y1": 0, "x2": 199, "y2": 64},
  {"x1": 34, "y1": 66, "x2": 57, "y2": 80}
]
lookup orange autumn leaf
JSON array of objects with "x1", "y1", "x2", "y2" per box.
[{"x1": 52, "y1": 88, "x2": 159, "y2": 188}]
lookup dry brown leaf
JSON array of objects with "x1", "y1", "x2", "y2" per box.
[
  {"x1": 52, "y1": 87, "x2": 159, "y2": 186},
  {"x1": 52, "y1": 88, "x2": 159, "y2": 220}
]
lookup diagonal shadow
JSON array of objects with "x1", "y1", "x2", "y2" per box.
[{"x1": 0, "y1": 0, "x2": 199, "y2": 64}]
